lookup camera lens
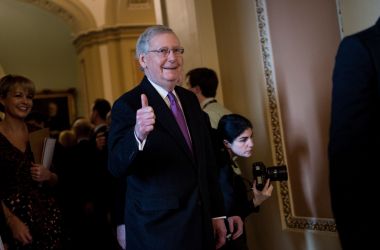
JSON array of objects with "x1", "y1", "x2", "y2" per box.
[
  {"x1": 267, "y1": 165, "x2": 288, "y2": 181},
  {"x1": 252, "y1": 162, "x2": 288, "y2": 191}
]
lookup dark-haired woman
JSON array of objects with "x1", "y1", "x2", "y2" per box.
[
  {"x1": 217, "y1": 114, "x2": 273, "y2": 250},
  {"x1": 0, "y1": 75, "x2": 65, "y2": 249}
]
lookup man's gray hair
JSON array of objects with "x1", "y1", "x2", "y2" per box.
[{"x1": 135, "y1": 25, "x2": 175, "y2": 59}]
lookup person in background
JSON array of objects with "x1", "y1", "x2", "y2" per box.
[
  {"x1": 186, "y1": 67, "x2": 250, "y2": 248},
  {"x1": 60, "y1": 118, "x2": 94, "y2": 250},
  {"x1": 186, "y1": 67, "x2": 231, "y2": 129},
  {"x1": 0, "y1": 74, "x2": 66, "y2": 249},
  {"x1": 108, "y1": 25, "x2": 227, "y2": 250},
  {"x1": 89, "y1": 98, "x2": 119, "y2": 250},
  {"x1": 114, "y1": 178, "x2": 126, "y2": 250},
  {"x1": 94, "y1": 108, "x2": 126, "y2": 250},
  {"x1": 57, "y1": 129, "x2": 76, "y2": 148},
  {"x1": 0, "y1": 103, "x2": 4, "y2": 121},
  {"x1": 217, "y1": 114, "x2": 273, "y2": 250},
  {"x1": 328, "y1": 17, "x2": 380, "y2": 250},
  {"x1": 90, "y1": 98, "x2": 111, "y2": 139}
]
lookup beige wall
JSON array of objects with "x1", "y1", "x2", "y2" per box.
[
  {"x1": 211, "y1": 0, "x2": 341, "y2": 249},
  {"x1": 340, "y1": 0, "x2": 380, "y2": 36},
  {"x1": 266, "y1": 0, "x2": 340, "y2": 219},
  {"x1": 0, "y1": 0, "x2": 78, "y2": 96},
  {"x1": 162, "y1": 0, "x2": 225, "y2": 103}
]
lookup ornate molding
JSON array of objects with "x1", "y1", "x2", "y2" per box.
[
  {"x1": 255, "y1": 0, "x2": 336, "y2": 232},
  {"x1": 336, "y1": 0, "x2": 344, "y2": 39},
  {"x1": 127, "y1": 0, "x2": 152, "y2": 9},
  {"x1": 73, "y1": 25, "x2": 149, "y2": 53},
  {"x1": 20, "y1": 0, "x2": 75, "y2": 26}
]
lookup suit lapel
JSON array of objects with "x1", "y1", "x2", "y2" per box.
[
  {"x1": 175, "y1": 87, "x2": 202, "y2": 162},
  {"x1": 141, "y1": 79, "x2": 194, "y2": 160}
]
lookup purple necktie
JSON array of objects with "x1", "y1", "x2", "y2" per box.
[{"x1": 167, "y1": 91, "x2": 192, "y2": 151}]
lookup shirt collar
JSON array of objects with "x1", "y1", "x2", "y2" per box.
[
  {"x1": 147, "y1": 77, "x2": 178, "y2": 99},
  {"x1": 147, "y1": 78, "x2": 181, "y2": 109}
]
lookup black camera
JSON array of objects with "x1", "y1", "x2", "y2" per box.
[{"x1": 252, "y1": 162, "x2": 288, "y2": 191}]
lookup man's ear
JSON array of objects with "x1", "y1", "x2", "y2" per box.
[
  {"x1": 93, "y1": 109, "x2": 100, "y2": 118},
  {"x1": 139, "y1": 54, "x2": 147, "y2": 69},
  {"x1": 194, "y1": 86, "x2": 202, "y2": 94}
]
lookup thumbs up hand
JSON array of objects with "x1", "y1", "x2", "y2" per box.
[{"x1": 135, "y1": 94, "x2": 155, "y2": 141}]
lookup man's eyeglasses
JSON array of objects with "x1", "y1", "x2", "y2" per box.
[{"x1": 147, "y1": 47, "x2": 185, "y2": 57}]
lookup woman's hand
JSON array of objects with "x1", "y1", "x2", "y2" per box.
[
  {"x1": 7, "y1": 213, "x2": 32, "y2": 246},
  {"x1": 30, "y1": 163, "x2": 52, "y2": 182},
  {"x1": 252, "y1": 179, "x2": 273, "y2": 207}
]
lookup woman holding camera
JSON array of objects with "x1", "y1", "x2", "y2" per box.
[{"x1": 216, "y1": 113, "x2": 273, "y2": 250}]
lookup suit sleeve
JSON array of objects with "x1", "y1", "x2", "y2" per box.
[
  {"x1": 202, "y1": 111, "x2": 226, "y2": 218},
  {"x1": 108, "y1": 96, "x2": 140, "y2": 177},
  {"x1": 328, "y1": 34, "x2": 379, "y2": 220},
  {"x1": 329, "y1": 36, "x2": 375, "y2": 159}
]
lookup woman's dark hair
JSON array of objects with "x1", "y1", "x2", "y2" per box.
[{"x1": 217, "y1": 114, "x2": 253, "y2": 144}]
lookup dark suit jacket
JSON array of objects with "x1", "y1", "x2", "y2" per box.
[
  {"x1": 108, "y1": 76, "x2": 225, "y2": 250},
  {"x1": 328, "y1": 17, "x2": 380, "y2": 249}
]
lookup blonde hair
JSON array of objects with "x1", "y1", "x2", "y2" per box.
[{"x1": 0, "y1": 74, "x2": 35, "y2": 99}]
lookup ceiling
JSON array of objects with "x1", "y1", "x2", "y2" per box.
[{"x1": 0, "y1": 0, "x2": 78, "y2": 90}]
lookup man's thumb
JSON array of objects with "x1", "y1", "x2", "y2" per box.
[{"x1": 141, "y1": 94, "x2": 148, "y2": 107}]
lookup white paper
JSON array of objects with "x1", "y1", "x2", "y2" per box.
[
  {"x1": 0, "y1": 236, "x2": 5, "y2": 250},
  {"x1": 41, "y1": 137, "x2": 56, "y2": 169}
]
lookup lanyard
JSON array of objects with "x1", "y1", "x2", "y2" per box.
[{"x1": 202, "y1": 99, "x2": 217, "y2": 109}]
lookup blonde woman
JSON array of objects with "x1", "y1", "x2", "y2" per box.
[{"x1": 0, "y1": 75, "x2": 65, "y2": 249}]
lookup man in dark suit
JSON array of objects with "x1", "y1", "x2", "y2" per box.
[
  {"x1": 328, "y1": 17, "x2": 380, "y2": 249},
  {"x1": 89, "y1": 98, "x2": 120, "y2": 249},
  {"x1": 108, "y1": 25, "x2": 227, "y2": 250}
]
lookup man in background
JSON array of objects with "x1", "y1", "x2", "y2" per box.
[
  {"x1": 186, "y1": 68, "x2": 261, "y2": 250},
  {"x1": 90, "y1": 98, "x2": 111, "y2": 141},
  {"x1": 328, "y1": 17, "x2": 380, "y2": 249},
  {"x1": 89, "y1": 98, "x2": 120, "y2": 249},
  {"x1": 186, "y1": 67, "x2": 231, "y2": 129}
]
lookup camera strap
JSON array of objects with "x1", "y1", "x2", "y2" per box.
[
  {"x1": 231, "y1": 156, "x2": 242, "y2": 175},
  {"x1": 202, "y1": 99, "x2": 217, "y2": 109}
]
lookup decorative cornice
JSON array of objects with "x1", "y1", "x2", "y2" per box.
[
  {"x1": 73, "y1": 25, "x2": 149, "y2": 53},
  {"x1": 20, "y1": 0, "x2": 75, "y2": 26},
  {"x1": 127, "y1": 0, "x2": 152, "y2": 9},
  {"x1": 255, "y1": 0, "x2": 336, "y2": 232}
]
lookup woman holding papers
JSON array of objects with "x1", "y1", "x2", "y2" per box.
[{"x1": 0, "y1": 75, "x2": 65, "y2": 249}]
